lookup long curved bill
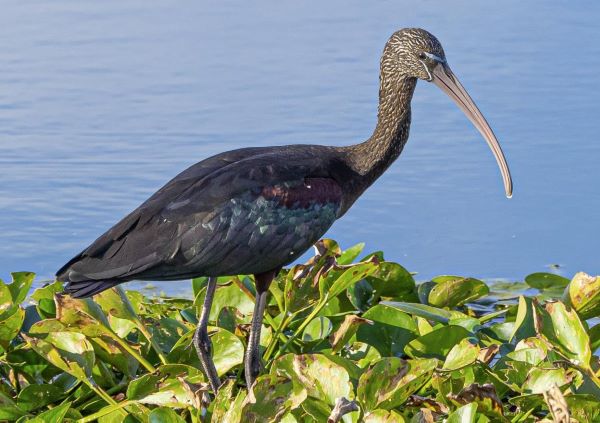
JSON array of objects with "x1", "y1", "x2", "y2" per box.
[{"x1": 431, "y1": 63, "x2": 513, "y2": 198}]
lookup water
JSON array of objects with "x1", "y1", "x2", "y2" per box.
[{"x1": 1, "y1": 1, "x2": 599, "y2": 293}]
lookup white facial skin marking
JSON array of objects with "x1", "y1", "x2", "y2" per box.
[
  {"x1": 420, "y1": 60, "x2": 433, "y2": 81},
  {"x1": 424, "y1": 52, "x2": 445, "y2": 63}
]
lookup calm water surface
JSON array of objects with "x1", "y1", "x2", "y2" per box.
[{"x1": 1, "y1": 1, "x2": 599, "y2": 294}]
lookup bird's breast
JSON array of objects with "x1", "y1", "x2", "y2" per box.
[{"x1": 260, "y1": 177, "x2": 343, "y2": 209}]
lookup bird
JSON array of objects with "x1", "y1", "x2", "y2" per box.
[{"x1": 57, "y1": 28, "x2": 513, "y2": 393}]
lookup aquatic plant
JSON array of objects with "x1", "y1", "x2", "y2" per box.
[{"x1": 0, "y1": 240, "x2": 598, "y2": 422}]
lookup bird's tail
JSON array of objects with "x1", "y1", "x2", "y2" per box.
[{"x1": 63, "y1": 279, "x2": 118, "y2": 298}]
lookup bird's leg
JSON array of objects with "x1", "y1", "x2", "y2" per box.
[
  {"x1": 245, "y1": 269, "x2": 278, "y2": 388},
  {"x1": 193, "y1": 276, "x2": 221, "y2": 393}
]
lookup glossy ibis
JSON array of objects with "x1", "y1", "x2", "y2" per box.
[{"x1": 57, "y1": 28, "x2": 513, "y2": 392}]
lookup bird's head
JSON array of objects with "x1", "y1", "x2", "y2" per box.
[
  {"x1": 383, "y1": 28, "x2": 513, "y2": 198},
  {"x1": 383, "y1": 28, "x2": 446, "y2": 81}
]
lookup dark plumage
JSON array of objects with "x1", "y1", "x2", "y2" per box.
[
  {"x1": 58, "y1": 146, "x2": 355, "y2": 293},
  {"x1": 57, "y1": 28, "x2": 512, "y2": 391}
]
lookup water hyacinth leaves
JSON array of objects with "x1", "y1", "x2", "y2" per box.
[
  {"x1": 242, "y1": 374, "x2": 307, "y2": 422},
  {"x1": 7, "y1": 272, "x2": 35, "y2": 305},
  {"x1": 443, "y1": 338, "x2": 481, "y2": 371},
  {"x1": 127, "y1": 364, "x2": 207, "y2": 408},
  {"x1": 272, "y1": 354, "x2": 354, "y2": 406},
  {"x1": 562, "y1": 272, "x2": 600, "y2": 319},
  {"x1": 404, "y1": 325, "x2": 472, "y2": 360},
  {"x1": 355, "y1": 304, "x2": 416, "y2": 356},
  {"x1": 363, "y1": 409, "x2": 406, "y2": 422},
  {"x1": 0, "y1": 274, "x2": 36, "y2": 350},
  {"x1": 537, "y1": 301, "x2": 592, "y2": 369},
  {"x1": 446, "y1": 402, "x2": 478, "y2": 423},
  {"x1": 0, "y1": 241, "x2": 599, "y2": 421},
  {"x1": 524, "y1": 272, "x2": 570, "y2": 290},
  {"x1": 427, "y1": 276, "x2": 489, "y2": 308},
  {"x1": 357, "y1": 357, "x2": 437, "y2": 411},
  {"x1": 23, "y1": 331, "x2": 95, "y2": 381}
]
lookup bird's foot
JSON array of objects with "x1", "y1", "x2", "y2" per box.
[
  {"x1": 193, "y1": 326, "x2": 221, "y2": 393},
  {"x1": 244, "y1": 353, "x2": 263, "y2": 389}
]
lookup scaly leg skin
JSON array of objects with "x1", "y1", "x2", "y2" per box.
[
  {"x1": 245, "y1": 269, "x2": 277, "y2": 389},
  {"x1": 193, "y1": 276, "x2": 221, "y2": 393}
]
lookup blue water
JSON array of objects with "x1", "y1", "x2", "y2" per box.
[{"x1": 1, "y1": 1, "x2": 599, "y2": 292}]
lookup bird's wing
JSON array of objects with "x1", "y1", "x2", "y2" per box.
[{"x1": 57, "y1": 145, "x2": 346, "y2": 288}]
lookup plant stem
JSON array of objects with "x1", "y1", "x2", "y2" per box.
[
  {"x1": 586, "y1": 367, "x2": 600, "y2": 388},
  {"x1": 85, "y1": 379, "x2": 127, "y2": 417},
  {"x1": 262, "y1": 313, "x2": 294, "y2": 362},
  {"x1": 134, "y1": 318, "x2": 168, "y2": 365},
  {"x1": 273, "y1": 295, "x2": 330, "y2": 360},
  {"x1": 113, "y1": 286, "x2": 168, "y2": 365},
  {"x1": 109, "y1": 333, "x2": 157, "y2": 373},
  {"x1": 77, "y1": 400, "x2": 133, "y2": 423},
  {"x1": 478, "y1": 308, "x2": 508, "y2": 323},
  {"x1": 75, "y1": 381, "x2": 128, "y2": 409}
]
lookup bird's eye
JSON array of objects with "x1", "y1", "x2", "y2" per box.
[{"x1": 418, "y1": 53, "x2": 426, "y2": 60}]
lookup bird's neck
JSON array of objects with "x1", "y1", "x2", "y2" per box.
[{"x1": 345, "y1": 74, "x2": 417, "y2": 189}]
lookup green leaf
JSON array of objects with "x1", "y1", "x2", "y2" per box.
[
  {"x1": 356, "y1": 304, "x2": 417, "y2": 357},
  {"x1": 16, "y1": 383, "x2": 65, "y2": 412},
  {"x1": 55, "y1": 293, "x2": 112, "y2": 337},
  {"x1": 347, "y1": 279, "x2": 374, "y2": 312},
  {"x1": 405, "y1": 325, "x2": 472, "y2": 360},
  {"x1": 94, "y1": 286, "x2": 140, "y2": 321},
  {"x1": 301, "y1": 399, "x2": 332, "y2": 422},
  {"x1": 330, "y1": 315, "x2": 373, "y2": 353},
  {"x1": 8, "y1": 272, "x2": 35, "y2": 304},
  {"x1": 302, "y1": 316, "x2": 332, "y2": 342},
  {"x1": 242, "y1": 374, "x2": 307, "y2": 422},
  {"x1": 212, "y1": 327, "x2": 245, "y2": 375},
  {"x1": 0, "y1": 391, "x2": 28, "y2": 420},
  {"x1": 446, "y1": 402, "x2": 478, "y2": 423},
  {"x1": 284, "y1": 265, "x2": 322, "y2": 315},
  {"x1": 149, "y1": 317, "x2": 189, "y2": 353},
  {"x1": 25, "y1": 401, "x2": 72, "y2": 423},
  {"x1": 148, "y1": 407, "x2": 187, "y2": 423},
  {"x1": 590, "y1": 323, "x2": 600, "y2": 351},
  {"x1": 381, "y1": 301, "x2": 467, "y2": 324},
  {"x1": 522, "y1": 367, "x2": 573, "y2": 394},
  {"x1": 447, "y1": 383, "x2": 503, "y2": 418},
  {"x1": 23, "y1": 331, "x2": 95, "y2": 381},
  {"x1": 0, "y1": 281, "x2": 14, "y2": 319},
  {"x1": 208, "y1": 280, "x2": 255, "y2": 321},
  {"x1": 510, "y1": 296, "x2": 536, "y2": 342},
  {"x1": 524, "y1": 272, "x2": 570, "y2": 290},
  {"x1": 91, "y1": 336, "x2": 140, "y2": 378},
  {"x1": 562, "y1": 272, "x2": 600, "y2": 319},
  {"x1": 0, "y1": 305, "x2": 24, "y2": 348},
  {"x1": 443, "y1": 338, "x2": 480, "y2": 371},
  {"x1": 417, "y1": 281, "x2": 436, "y2": 304},
  {"x1": 167, "y1": 327, "x2": 244, "y2": 376},
  {"x1": 363, "y1": 409, "x2": 406, "y2": 422},
  {"x1": 538, "y1": 301, "x2": 592, "y2": 369},
  {"x1": 272, "y1": 354, "x2": 353, "y2": 405},
  {"x1": 211, "y1": 379, "x2": 237, "y2": 422},
  {"x1": 565, "y1": 394, "x2": 600, "y2": 423},
  {"x1": 507, "y1": 337, "x2": 548, "y2": 365},
  {"x1": 222, "y1": 388, "x2": 247, "y2": 423},
  {"x1": 326, "y1": 261, "x2": 379, "y2": 299},
  {"x1": 127, "y1": 364, "x2": 205, "y2": 407},
  {"x1": 428, "y1": 276, "x2": 489, "y2": 308},
  {"x1": 357, "y1": 357, "x2": 437, "y2": 411},
  {"x1": 31, "y1": 281, "x2": 63, "y2": 319},
  {"x1": 338, "y1": 242, "x2": 366, "y2": 265},
  {"x1": 367, "y1": 262, "x2": 416, "y2": 300}
]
